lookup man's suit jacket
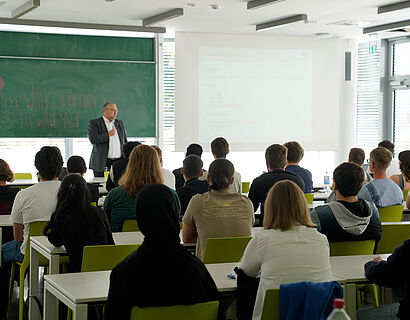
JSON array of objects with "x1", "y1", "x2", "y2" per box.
[{"x1": 88, "y1": 117, "x2": 127, "y2": 172}]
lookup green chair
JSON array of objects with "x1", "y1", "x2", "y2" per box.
[
  {"x1": 304, "y1": 193, "x2": 314, "y2": 204},
  {"x1": 14, "y1": 173, "x2": 32, "y2": 180},
  {"x1": 376, "y1": 222, "x2": 410, "y2": 254},
  {"x1": 7, "y1": 221, "x2": 49, "y2": 320},
  {"x1": 242, "y1": 182, "x2": 250, "y2": 194},
  {"x1": 260, "y1": 289, "x2": 280, "y2": 320},
  {"x1": 329, "y1": 240, "x2": 378, "y2": 309},
  {"x1": 122, "y1": 219, "x2": 139, "y2": 232},
  {"x1": 329, "y1": 240, "x2": 376, "y2": 256},
  {"x1": 378, "y1": 205, "x2": 404, "y2": 222},
  {"x1": 403, "y1": 189, "x2": 409, "y2": 201},
  {"x1": 130, "y1": 301, "x2": 219, "y2": 320},
  {"x1": 81, "y1": 244, "x2": 140, "y2": 272},
  {"x1": 203, "y1": 237, "x2": 251, "y2": 264}
]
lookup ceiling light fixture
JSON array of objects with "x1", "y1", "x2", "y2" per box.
[
  {"x1": 256, "y1": 14, "x2": 307, "y2": 32},
  {"x1": 363, "y1": 19, "x2": 410, "y2": 34},
  {"x1": 11, "y1": 0, "x2": 40, "y2": 19},
  {"x1": 378, "y1": 1, "x2": 410, "y2": 14},
  {"x1": 247, "y1": 0, "x2": 285, "y2": 10},
  {"x1": 0, "y1": 17, "x2": 166, "y2": 33},
  {"x1": 143, "y1": 8, "x2": 183, "y2": 27}
]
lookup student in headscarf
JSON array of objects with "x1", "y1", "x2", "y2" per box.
[{"x1": 105, "y1": 184, "x2": 225, "y2": 320}]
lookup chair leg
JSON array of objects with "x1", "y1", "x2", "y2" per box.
[
  {"x1": 18, "y1": 268, "x2": 25, "y2": 320},
  {"x1": 7, "y1": 263, "x2": 16, "y2": 319}
]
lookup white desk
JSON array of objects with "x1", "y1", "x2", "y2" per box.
[
  {"x1": 7, "y1": 179, "x2": 37, "y2": 186},
  {"x1": 313, "y1": 191, "x2": 331, "y2": 201},
  {"x1": 43, "y1": 260, "x2": 348, "y2": 320},
  {"x1": 0, "y1": 215, "x2": 13, "y2": 264}
]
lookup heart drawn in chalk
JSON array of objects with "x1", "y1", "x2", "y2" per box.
[{"x1": 0, "y1": 77, "x2": 4, "y2": 92}]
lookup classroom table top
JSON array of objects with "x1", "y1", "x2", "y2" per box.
[
  {"x1": 46, "y1": 254, "x2": 378, "y2": 306},
  {"x1": 0, "y1": 215, "x2": 12, "y2": 227}
]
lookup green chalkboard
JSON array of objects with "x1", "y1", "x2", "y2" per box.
[{"x1": 0, "y1": 57, "x2": 156, "y2": 137}]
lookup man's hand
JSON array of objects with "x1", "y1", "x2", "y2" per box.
[
  {"x1": 373, "y1": 256, "x2": 383, "y2": 262},
  {"x1": 108, "y1": 128, "x2": 116, "y2": 136}
]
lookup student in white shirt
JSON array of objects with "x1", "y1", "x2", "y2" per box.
[
  {"x1": 378, "y1": 140, "x2": 401, "y2": 178},
  {"x1": 152, "y1": 145, "x2": 176, "y2": 190},
  {"x1": 239, "y1": 180, "x2": 331, "y2": 320},
  {"x1": 2, "y1": 146, "x2": 63, "y2": 265}
]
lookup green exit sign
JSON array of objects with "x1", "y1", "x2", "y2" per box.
[{"x1": 369, "y1": 45, "x2": 377, "y2": 54}]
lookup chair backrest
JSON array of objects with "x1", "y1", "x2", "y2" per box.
[
  {"x1": 260, "y1": 289, "x2": 280, "y2": 320},
  {"x1": 242, "y1": 182, "x2": 250, "y2": 193},
  {"x1": 377, "y1": 205, "x2": 404, "y2": 222},
  {"x1": 130, "y1": 301, "x2": 219, "y2": 320},
  {"x1": 203, "y1": 237, "x2": 252, "y2": 264},
  {"x1": 0, "y1": 201, "x2": 13, "y2": 215},
  {"x1": 21, "y1": 221, "x2": 49, "y2": 267},
  {"x1": 403, "y1": 189, "x2": 409, "y2": 201},
  {"x1": 122, "y1": 219, "x2": 139, "y2": 232},
  {"x1": 81, "y1": 244, "x2": 140, "y2": 272},
  {"x1": 14, "y1": 173, "x2": 32, "y2": 180},
  {"x1": 304, "y1": 193, "x2": 314, "y2": 204},
  {"x1": 329, "y1": 240, "x2": 376, "y2": 256},
  {"x1": 376, "y1": 222, "x2": 410, "y2": 254}
]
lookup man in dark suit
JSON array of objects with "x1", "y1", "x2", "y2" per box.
[{"x1": 88, "y1": 102, "x2": 127, "y2": 177}]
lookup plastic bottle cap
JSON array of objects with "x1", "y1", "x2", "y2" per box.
[{"x1": 333, "y1": 298, "x2": 344, "y2": 308}]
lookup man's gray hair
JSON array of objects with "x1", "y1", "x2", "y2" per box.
[{"x1": 103, "y1": 102, "x2": 114, "y2": 111}]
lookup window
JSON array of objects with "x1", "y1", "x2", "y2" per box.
[
  {"x1": 392, "y1": 40, "x2": 410, "y2": 152},
  {"x1": 356, "y1": 41, "x2": 381, "y2": 152}
]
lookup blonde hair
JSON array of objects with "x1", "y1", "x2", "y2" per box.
[
  {"x1": 370, "y1": 147, "x2": 392, "y2": 171},
  {"x1": 263, "y1": 180, "x2": 314, "y2": 231},
  {"x1": 119, "y1": 145, "x2": 163, "y2": 197},
  {"x1": 0, "y1": 159, "x2": 14, "y2": 182}
]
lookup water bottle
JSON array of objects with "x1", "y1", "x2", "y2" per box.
[
  {"x1": 327, "y1": 299, "x2": 351, "y2": 319},
  {"x1": 324, "y1": 171, "x2": 330, "y2": 192}
]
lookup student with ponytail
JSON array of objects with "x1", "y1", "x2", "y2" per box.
[
  {"x1": 182, "y1": 159, "x2": 254, "y2": 261},
  {"x1": 44, "y1": 173, "x2": 114, "y2": 272}
]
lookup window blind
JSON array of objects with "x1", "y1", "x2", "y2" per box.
[
  {"x1": 162, "y1": 38, "x2": 176, "y2": 149},
  {"x1": 356, "y1": 41, "x2": 381, "y2": 149}
]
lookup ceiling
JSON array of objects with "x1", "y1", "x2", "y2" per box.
[{"x1": 0, "y1": 0, "x2": 409, "y2": 39}]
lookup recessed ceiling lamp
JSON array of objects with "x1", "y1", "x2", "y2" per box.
[
  {"x1": 11, "y1": 0, "x2": 40, "y2": 19},
  {"x1": 256, "y1": 14, "x2": 307, "y2": 32},
  {"x1": 378, "y1": 0, "x2": 410, "y2": 14},
  {"x1": 363, "y1": 19, "x2": 410, "y2": 34},
  {"x1": 247, "y1": 0, "x2": 285, "y2": 10},
  {"x1": 143, "y1": 8, "x2": 184, "y2": 26}
]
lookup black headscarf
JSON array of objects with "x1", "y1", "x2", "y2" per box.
[
  {"x1": 136, "y1": 184, "x2": 180, "y2": 246},
  {"x1": 105, "y1": 184, "x2": 225, "y2": 320}
]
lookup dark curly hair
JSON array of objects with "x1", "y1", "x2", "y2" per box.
[
  {"x1": 35, "y1": 146, "x2": 63, "y2": 180},
  {"x1": 399, "y1": 151, "x2": 410, "y2": 182}
]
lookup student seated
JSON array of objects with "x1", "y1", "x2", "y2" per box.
[
  {"x1": 201, "y1": 137, "x2": 242, "y2": 193},
  {"x1": 106, "y1": 141, "x2": 141, "y2": 191},
  {"x1": 239, "y1": 180, "x2": 331, "y2": 320},
  {"x1": 284, "y1": 141, "x2": 313, "y2": 193},
  {"x1": 379, "y1": 140, "x2": 401, "y2": 177},
  {"x1": 44, "y1": 174, "x2": 114, "y2": 272},
  {"x1": 103, "y1": 145, "x2": 164, "y2": 232},
  {"x1": 349, "y1": 147, "x2": 373, "y2": 183},
  {"x1": 358, "y1": 147, "x2": 403, "y2": 207},
  {"x1": 390, "y1": 150, "x2": 410, "y2": 190},
  {"x1": 176, "y1": 155, "x2": 208, "y2": 216},
  {"x1": 105, "y1": 184, "x2": 225, "y2": 320},
  {"x1": 2, "y1": 146, "x2": 62, "y2": 266},
  {"x1": 311, "y1": 162, "x2": 382, "y2": 242},
  {"x1": 248, "y1": 144, "x2": 304, "y2": 226},
  {"x1": 173, "y1": 143, "x2": 205, "y2": 190},
  {"x1": 357, "y1": 240, "x2": 410, "y2": 320},
  {"x1": 152, "y1": 145, "x2": 176, "y2": 190},
  {"x1": 66, "y1": 155, "x2": 99, "y2": 203},
  {"x1": 182, "y1": 159, "x2": 254, "y2": 261},
  {"x1": 0, "y1": 159, "x2": 20, "y2": 242}
]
